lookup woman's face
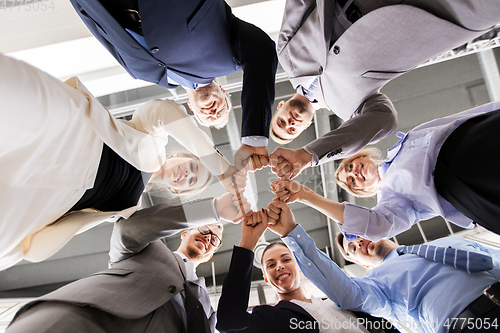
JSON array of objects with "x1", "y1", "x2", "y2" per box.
[
  {"x1": 337, "y1": 156, "x2": 381, "y2": 192},
  {"x1": 151, "y1": 156, "x2": 211, "y2": 194},
  {"x1": 262, "y1": 245, "x2": 302, "y2": 295}
]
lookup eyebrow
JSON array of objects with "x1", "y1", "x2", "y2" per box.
[{"x1": 265, "y1": 253, "x2": 291, "y2": 263}]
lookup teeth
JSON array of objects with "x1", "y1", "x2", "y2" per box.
[{"x1": 278, "y1": 273, "x2": 290, "y2": 281}]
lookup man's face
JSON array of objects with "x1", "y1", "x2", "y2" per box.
[
  {"x1": 271, "y1": 99, "x2": 314, "y2": 141},
  {"x1": 342, "y1": 236, "x2": 393, "y2": 268},
  {"x1": 187, "y1": 82, "x2": 229, "y2": 127},
  {"x1": 180, "y1": 224, "x2": 223, "y2": 264}
]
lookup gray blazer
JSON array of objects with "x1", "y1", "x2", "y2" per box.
[
  {"x1": 8, "y1": 198, "x2": 218, "y2": 333},
  {"x1": 278, "y1": 0, "x2": 500, "y2": 164}
]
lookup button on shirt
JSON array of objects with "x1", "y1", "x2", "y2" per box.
[
  {"x1": 283, "y1": 224, "x2": 500, "y2": 333},
  {"x1": 340, "y1": 101, "x2": 500, "y2": 242}
]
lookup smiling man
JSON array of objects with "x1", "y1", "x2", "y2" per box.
[
  {"x1": 6, "y1": 196, "x2": 246, "y2": 333},
  {"x1": 270, "y1": 0, "x2": 500, "y2": 181},
  {"x1": 268, "y1": 202, "x2": 500, "y2": 333}
]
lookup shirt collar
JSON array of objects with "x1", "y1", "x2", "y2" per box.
[
  {"x1": 378, "y1": 131, "x2": 407, "y2": 176},
  {"x1": 383, "y1": 248, "x2": 400, "y2": 263},
  {"x1": 174, "y1": 251, "x2": 198, "y2": 281}
]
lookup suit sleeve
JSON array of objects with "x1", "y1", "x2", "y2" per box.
[
  {"x1": 305, "y1": 92, "x2": 398, "y2": 164},
  {"x1": 232, "y1": 16, "x2": 278, "y2": 139},
  {"x1": 109, "y1": 197, "x2": 219, "y2": 264},
  {"x1": 216, "y1": 246, "x2": 268, "y2": 333}
]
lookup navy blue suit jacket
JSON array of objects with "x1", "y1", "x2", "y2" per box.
[
  {"x1": 217, "y1": 246, "x2": 319, "y2": 333},
  {"x1": 70, "y1": 0, "x2": 277, "y2": 138}
]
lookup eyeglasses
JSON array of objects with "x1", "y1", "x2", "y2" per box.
[{"x1": 197, "y1": 225, "x2": 222, "y2": 248}]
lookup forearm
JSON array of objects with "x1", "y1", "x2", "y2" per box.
[
  {"x1": 236, "y1": 18, "x2": 277, "y2": 138},
  {"x1": 109, "y1": 198, "x2": 218, "y2": 263},
  {"x1": 129, "y1": 99, "x2": 229, "y2": 175},
  {"x1": 282, "y1": 224, "x2": 364, "y2": 309},
  {"x1": 306, "y1": 92, "x2": 397, "y2": 164},
  {"x1": 299, "y1": 189, "x2": 344, "y2": 224},
  {"x1": 340, "y1": 201, "x2": 418, "y2": 242},
  {"x1": 217, "y1": 246, "x2": 264, "y2": 332}
]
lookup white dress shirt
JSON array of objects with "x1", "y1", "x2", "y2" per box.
[{"x1": 291, "y1": 296, "x2": 368, "y2": 333}]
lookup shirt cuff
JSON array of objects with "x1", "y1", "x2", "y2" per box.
[
  {"x1": 338, "y1": 202, "x2": 370, "y2": 241},
  {"x1": 302, "y1": 146, "x2": 319, "y2": 166},
  {"x1": 281, "y1": 224, "x2": 303, "y2": 249},
  {"x1": 241, "y1": 136, "x2": 268, "y2": 147}
]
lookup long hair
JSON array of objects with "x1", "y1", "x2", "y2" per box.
[{"x1": 334, "y1": 147, "x2": 383, "y2": 197}]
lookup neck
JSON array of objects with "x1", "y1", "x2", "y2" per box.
[
  {"x1": 279, "y1": 288, "x2": 311, "y2": 303},
  {"x1": 293, "y1": 93, "x2": 317, "y2": 114},
  {"x1": 177, "y1": 249, "x2": 201, "y2": 268}
]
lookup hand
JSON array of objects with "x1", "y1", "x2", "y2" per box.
[
  {"x1": 218, "y1": 166, "x2": 247, "y2": 197},
  {"x1": 215, "y1": 192, "x2": 252, "y2": 223},
  {"x1": 239, "y1": 209, "x2": 269, "y2": 251},
  {"x1": 269, "y1": 147, "x2": 312, "y2": 180},
  {"x1": 234, "y1": 144, "x2": 269, "y2": 172},
  {"x1": 266, "y1": 199, "x2": 297, "y2": 237},
  {"x1": 270, "y1": 180, "x2": 311, "y2": 203}
]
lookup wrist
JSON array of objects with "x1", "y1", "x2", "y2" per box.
[
  {"x1": 282, "y1": 223, "x2": 298, "y2": 237},
  {"x1": 299, "y1": 148, "x2": 313, "y2": 167},
  {"x1": 239, "y1": 239, "x2": 258, "y2": 251}
]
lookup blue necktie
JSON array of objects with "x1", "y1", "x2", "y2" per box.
[
  {"x1": 301, "y1": 77, "x2": 319, "y2": 102},
  {"x1": 398, "y1": 244, "x2": 493, "y2": 273},
  {"x1": 126, "y1": 29, "x2": 197, "y2": 90}
]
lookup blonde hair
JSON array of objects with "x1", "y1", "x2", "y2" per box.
[{"x1": 335, "y1": 148, "x2": 383, "y2": 197}]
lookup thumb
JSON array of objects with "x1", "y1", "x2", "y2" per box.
[{"x1": 271, "y1": 198, "x2": 288, "y2": 210}]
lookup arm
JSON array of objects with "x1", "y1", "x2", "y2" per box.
[
  {"x1": 306, "y1": 92, "x2": 398, "y2": 165},
  {"x1": 109, "y1": 197, "x2": 219, "y2": 264},
  {"x1": 127, "y1": 99, "x2": 230, "y2": 176},
  {"x1": 232, "y1": 17, "x2": 278, "y2": 139},
  {"x1": 217, "y1": 211, "x2": 269, "y2": 333},
  {"x1": 271, "y1": 180, "x2": 344, "y2": 223},
  {"x1": 216, "y1": 247, "x2": 268, "y2": 333},
  {"x1": 283, "y1": 224, "x2": 391, "y2": 315},
  {"x1": 340, "y1": 195, "x2": 425, "y2": 242}
]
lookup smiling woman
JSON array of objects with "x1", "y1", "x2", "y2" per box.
[
  {"x1": 146, "y1": 152, "x2": 213, "y2": 195},
  {"x1": 0, "y1": 54, "x2": 231, "y2": 271},
  {"x1": 216, "y1": 211, "x2": 369, "y2": 333}
]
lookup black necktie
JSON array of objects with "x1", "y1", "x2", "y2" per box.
[
  {"x1": 398, "y1": 244, "x2": 493, "y2": 273},
  {"x1": 183, "y1": 282, "x2": 211, "y2": 333}
]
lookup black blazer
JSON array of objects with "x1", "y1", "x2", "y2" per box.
[
  {"x1": 217, "y1": 246, "x2": 319, "y2": 333},
  {"x1": 70, "y1": 0, "x2": 277, "y2": 138}
]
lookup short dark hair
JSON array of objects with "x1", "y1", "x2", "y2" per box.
[{"x1": 270, "y1": 99, "x2": 309, "y2": 144}]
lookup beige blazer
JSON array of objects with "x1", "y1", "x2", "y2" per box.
[{"x1": 0, "y1": 54, "x2": 229, "y2": 270}]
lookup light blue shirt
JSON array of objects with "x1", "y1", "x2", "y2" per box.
[
  {"x1": 283, "y1": 224, "x2": 500, "y2": 333},
  {"x1": 340, "y1": 101, "x2": 500, "y2": 242}
]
